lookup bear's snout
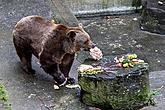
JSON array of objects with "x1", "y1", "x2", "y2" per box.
[{"x1": 84, "y1": 41, "x2": 96, "y2": 51}]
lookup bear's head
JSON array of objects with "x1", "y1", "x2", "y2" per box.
[
  {"x1": 64, "y1": 23, "x2": 95, "y2": 54},
  {"x1": 50, "y1": 24, "x2": 95, "y2": 55}
]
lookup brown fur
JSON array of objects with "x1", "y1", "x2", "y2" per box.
[{"x1": 13, "y1": 15, "x2": 95, "y2": 85}]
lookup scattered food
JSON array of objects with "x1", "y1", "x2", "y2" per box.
[
  {"x1": 114, "y1": 54, "x2": 145, "y2": 68},
  {"x1": 65, "y1": 84, "x2": 80, "y2": 89},
  {"x1": 158, "y1": 1, "x2": 163, "y2": 5},
  {"x1": 127, "y1": 54, "x2": 137, "y2": 60},
  {"x1": 140, "y1": 26, "x2": 144, "y2": 30},
  {"x1": 82, "y1": 67, "x2": 104, "y2": 74},
  {"x1": 53, "y1": 84, "x2": 60, "y2": 90},
  {"x1": 78, "y1": 54, "x2": 146, "y2": 74},
  {"x1": 90, "y1": 46, "x2": 103, "y2": 60},
  {"x1": 133, "y1": 18, "x2": 138, "y2": 21},
  {"x1": 78, "y1": 64, "x2": 93, "y2": 73},
  {"x1": 78, "y1": 64, "x2": 104, "y2": 74},
  {"x1": 28, "y1": 93, "x2": 36, "y2": 98}
]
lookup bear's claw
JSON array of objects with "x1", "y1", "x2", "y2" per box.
[{"x1": 58, "y1": 78, "x2": 67, "y2": 86}]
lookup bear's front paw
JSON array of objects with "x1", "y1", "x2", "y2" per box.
[
  {"x1": 53, "y1": 73, "x2": 67, "y2": 86},
  {"x1": 58, "y1": 78, "x2": 67, "y2": 86},
  {"x1": 67, "y1": 77, "x2": 75, "y2": 84}
]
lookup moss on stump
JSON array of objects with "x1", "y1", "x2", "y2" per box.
[{"x1": 78, "y1": 58, "x2": 150, "y2": 110}]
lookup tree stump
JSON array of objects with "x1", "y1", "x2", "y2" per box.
[{"x1": 78, "y1": 57, "x2": 150, "y2": 110}]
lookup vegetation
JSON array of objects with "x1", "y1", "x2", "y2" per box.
[{"x1": 0, "y1": 84, "x2": 12, "y2": 110}]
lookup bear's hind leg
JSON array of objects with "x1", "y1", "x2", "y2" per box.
[
  {"x1": 14, "y1": 41, "x2": 35, "y2": 74},
  {"x1": 21, "y1": 53, "x2": 35, "y2": 74}
]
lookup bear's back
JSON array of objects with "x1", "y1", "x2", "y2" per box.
[
  {"x1": 13, "y1": 16, "x2": 54, "y2": 36},
  {"x1": 13, "y1": 16, "x2": 57, "y2": 58}
]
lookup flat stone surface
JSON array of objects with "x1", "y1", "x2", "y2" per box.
[
  {"x1": 0, "y1": 1, "x2": 165, "y2": 109},
  {"x1": 65, "y1": 0, "x2": 139, "y2": 17},
  {"x1": 0, "y1": 0, "x2": 53, "y2": 31},
  {"x1": 140, "y1": 70, "x2": 165, "y2": 110}
]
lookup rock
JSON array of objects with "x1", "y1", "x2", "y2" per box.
[
  {"x1": 78, "y1": 57, "x2": 150, "y2": 110},
  {"x1": 28, "y1": 94, "x2": 36, "y2": 98},
  {"x1": 140, "y1": 0, "x2": 165, "y2": 35}
]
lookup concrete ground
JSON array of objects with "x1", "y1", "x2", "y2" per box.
[{"x1": 0, "y1": 0, "x2": 165, "y2": 110}]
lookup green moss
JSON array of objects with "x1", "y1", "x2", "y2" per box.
[
  {"x1": 79, "y1": 76, "x2": 100, "y2": 93},
  {"x1": 105, "y1": 85, "x2": 150, "y2": 109},
  {"x1": 82, "y1": 86, "x2": 152, "y2": 109},
  {"x1": 82, "y1": 92, "x2": 107, "y2": 108},
  {"x1": 79, "y1": 72, "x2": 151, "y2": 109},
  {"x1": 0, "y1": 84, "x2": 12, "y2": 110}
]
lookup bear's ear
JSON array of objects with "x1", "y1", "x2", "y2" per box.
[{"x1": 66, "y1": 30, "x2": 76, "y2": 41}]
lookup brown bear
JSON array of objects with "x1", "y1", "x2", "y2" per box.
[{"x1": 12, "y1": 15, "x2": 96, "y2": 86}]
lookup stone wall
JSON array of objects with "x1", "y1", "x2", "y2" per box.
[
  {"x1": 64, "y1": 0, "x2": 142, "y2": 17},
  {"x1": 140, "y1": 0, "x2": 165, "y2": 35}
]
